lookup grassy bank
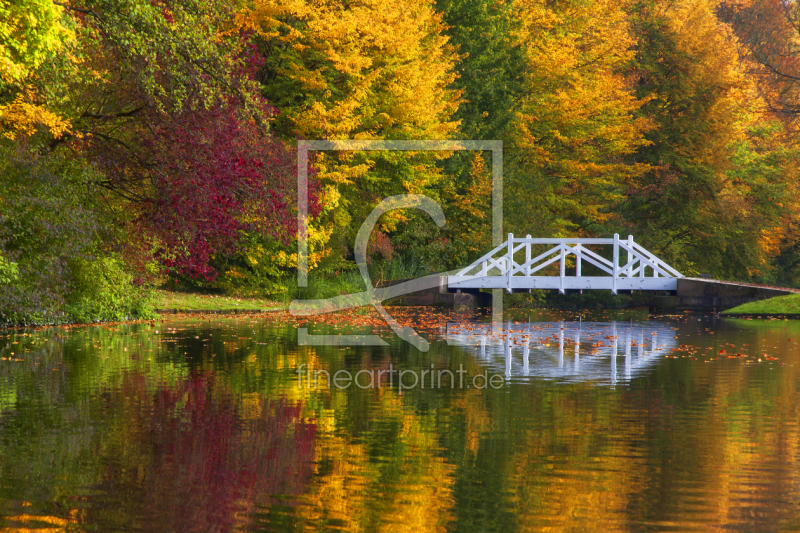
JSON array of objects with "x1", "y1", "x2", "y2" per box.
[
  {"x1": 0, "y1": 260, "x2": 425, "y2": 325},
  {"x1": 203, "y1": 259, "x2": 430, "y2": 304},
  {"x1": 723, "y1": 294, "x2": 800, "y2": 315},
  {"x1": 153, "y1": 290, "x2": 282, "y2": 312}
]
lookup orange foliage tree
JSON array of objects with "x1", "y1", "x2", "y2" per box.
[
  {"x1": 623, "y1": 0, "x2": 800, "y2": 278},
  {"x1": 504, "y1": 0, "x2": 652, "y2": 238}
]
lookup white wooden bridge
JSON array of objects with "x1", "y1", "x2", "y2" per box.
[{"x1": 448, "y1": 234, "x2": 683, "y2": 294}]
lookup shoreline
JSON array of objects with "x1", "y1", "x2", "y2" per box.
[
  {"x1": 7, "y1": 303, "x2": 800, "y2": 330},
  {"x1": 154, "y1": 307, "x2": 284, "y2": 315},
  {"x1": 0, "y1": 308, "x2": 286, "y2": 330}
]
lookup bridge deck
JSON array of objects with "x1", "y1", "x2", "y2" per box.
[{"x1": 448, "y1": 276, "x2": 677, "y2": 291}]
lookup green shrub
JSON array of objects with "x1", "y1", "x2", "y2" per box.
[
  {"x1": 65, "y1": 255, "x2": 156, "y2": 323},
  {"x1": 0, "y1": 255, "x2": 19, "y2": 285}
]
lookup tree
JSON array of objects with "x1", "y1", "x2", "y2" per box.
[
  {"x1": 141, "y1": 103, "x2": 308, "y2": 281},
  {"x1": 240, "y1": 0, "x2": 463, "y2": 270},
  {"x1": 427, "y1": 0, "x2": 523, "y2": 269},
  {"x1": 42, "y1": 0, "x2": 309, "y2": 280},
  {"x1": 505, "y1": 0, "x2": 651, "y2": 238},
  {"x1": 435, "y1": 0, "x2": 527, "y2": 142},
  {"x1": 0, "y1": 144, "x2": 151, "y2": 324},
  {"x1": 719, "y1": 0, "x2": 800, "y2": 130},
  {"x1": 717, "y1": 121, "x2": 800, "y2": 279},
  {"x1": 621, "y1": 0, "x2": 799, "y2": 278},
  {"x1": 0, "y1": 0, "x2": 72, "y2": 139}
]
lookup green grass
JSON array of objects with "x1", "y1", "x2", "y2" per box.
[
  {"x1": 723, "y1": 293, "x2": 800, "y2": 315},
  {"x1": 153, "y1": 290, "x2": 282, "y2": 312},
  {"x1": 262, "y1": 259, "x2": 433, "y2": 304},
  {"x1": 153, "y1": 258, "x2": 436, "y2": 312}
]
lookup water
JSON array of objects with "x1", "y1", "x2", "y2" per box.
[{"x1": 1, "y1": 308, "x2": 800, "y2": 531}]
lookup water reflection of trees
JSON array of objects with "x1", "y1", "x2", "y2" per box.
[
  {"x1": 89, "y1": 372, "x2": 316, "y2": 532},
  {"x1": 5, "y1": 318, "x2": 800, "y2": 531}
]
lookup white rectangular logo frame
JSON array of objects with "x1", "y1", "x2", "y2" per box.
[{"x1": 296, "y1": 140, "x2": 504, "y2": 346}]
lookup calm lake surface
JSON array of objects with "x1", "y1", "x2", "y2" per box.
[{"x1": 2, "y1": 307, "x2": 800, "y2": 532}]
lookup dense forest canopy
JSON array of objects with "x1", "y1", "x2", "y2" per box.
[{"x1": 1, "y1": 0, "x2": 800, "y2": 322}]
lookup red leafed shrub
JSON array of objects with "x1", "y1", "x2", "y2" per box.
[
  {"x1": 65, "y1": 0, "x2": 321, "y2": 281},
  {"x1": 144, "y1": 104, "x2": 319, "y2": 280},
  {"x1": 367, "y1": 230, "x2": 396, "y2": 264}
]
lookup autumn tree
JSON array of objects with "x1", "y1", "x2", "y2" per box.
[
  {"x1": 713, "y1": 0, "x2": 800, "y2": 281},
  {"x1": 504, "y1": 0, "x2": 651, "y2": 238},
  {"x1": 719, "y1": 0, "x2": 800, "y2": 129},
  {"x1": 0, "y1": 0, "x2": 72, "y2": 139},
  {"x1": 135, "y1": 104, "x2": 304, "y2": 281},
  {"x1": 435, "y1": 0, "x2": 525, "y2": 142},
  {"x1": 429, "y1": 0, "x2": 523, "y2": 269},
  {"x1": 37, "y1": 0, "x2": 310, "y2": 281},
  {"x1": 620, "y1": 0, "x2": 800, "y2": 278},
  {"x1": 239, "y1": 0, "x2": 462, "y2": 271}
]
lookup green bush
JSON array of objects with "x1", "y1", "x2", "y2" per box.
[
  {"x1": 65, "y1": 255, "x2": 156, "y2": 323},
  {"x1": 212, "y1": 256, "x2": 429, "y2": 305},
  {"x1": 0, "y1": 255, "x2": 19, "y2": 285}
]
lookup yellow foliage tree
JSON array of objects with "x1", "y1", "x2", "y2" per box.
[
  {"x1": 0, "y1": 0, "x2": 72, "y2": 139},
  {"x1": 237, "y1": 0, "x2": 463, "y2": 269},
  {"x1": 506, "y1": 0, "x2": 652, "y2": 237},
  {"x1": 623, "y1": 0, "x2": 800, "y2": 278},
  {"x1": 0, "y1": 87, "x2": 70, "y2": 139},
  {"x1": 239, "y1": 0, "x2": 460, "y2": 143}
]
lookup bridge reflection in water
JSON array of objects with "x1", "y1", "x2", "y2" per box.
[{"x1": 445, "y1": 321, "x2": 678, "y2": 385}]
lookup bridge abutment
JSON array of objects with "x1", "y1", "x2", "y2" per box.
[
  {"x1": 649, "y1": 278, "x2": 794, "y2": 312},
  {"x1": 377, "y1": 278, "x2": 492, "y2": 310}
]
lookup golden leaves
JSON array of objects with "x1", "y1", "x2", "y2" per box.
[
  {"x1": 0, "y1": 0, "x2": 73, "y2": 140},
  {"x1": 508, "y1": 0, "x2": 651, "y2": 232},
  {"x1": 238, "y1": 0, "x2": 463, "y2": 269},
  {"x1": 242, "y1": 0, "x2": 461, "y2": 141},
  {"x1": 0, "y1": 0, "x2": 73, "y2": 84},
  {"x1": 0, "y1": 89, "x2": 70, "y2": 140}
]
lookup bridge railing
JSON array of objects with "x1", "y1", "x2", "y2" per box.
[{"x1": 449, "y1": 234, "x2": 683, "y2": 293}]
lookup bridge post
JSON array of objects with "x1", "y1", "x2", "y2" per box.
[
  {"x1": 638, "y1": 237, "x2": 645, "y2": 278},
  {"x1": 627, "y1": 235, "x2": 634, "y2": 277},
  {"x1": 612, "y1": 234, "x2": 619, "y2": 294},
  {"x1": 575, "y1": 243, "x2": 581, "y2": 277},
  {"x1": 507, "y1": 233, "x2": 514, "y2": 293},
  {"x1": 653, "y1": 246, "x2": 659, "y2": 278},
  {"x1": 525, "y1": 235, "x2": 531, "y2": 276},
  {"x1": 559, "y1": 244, "x2": 566, "y2": 294}
]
